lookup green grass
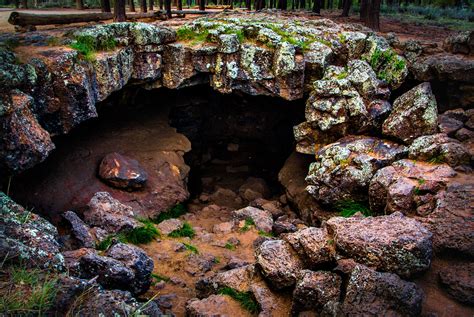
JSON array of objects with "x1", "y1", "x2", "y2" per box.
[
  {"x1": 124, "y1": 221, "x2": 160, "y2": 244},
  {"x1": 176, "y1": 27, "x2": 211, "y2": 45},
  {"x1": 0, "y1": 266, "x2": 58, "y2": 315},
  {"x1": 218, "y1": 287, "x2": 260, "y2": 314},
  {"x1": 240, "y1": 217, "x2": 255, "y2": 232},
  {"x1": 95, "y1": 221, "x2": 160, "y2": 250},
  {"x1": 428, "y1": 154, "x2": 446, "y2": 164},
  {"x1": 151, "y1": 273, "x2": 170, "y2": 283},
  {"x1": 225, "y1": 242, "x2": 236, "y2": 250},
  {"x1": 152, "y1": 203, "x2": 187, "y2": 224},
  {"x1": 258, "y1": 230, "x2": 275, "y2": 237},
  {"x1": 70, "y1": 34, "x2": 117, "y2": 62},
  {"x1": 183, "y1": 242, "x2": 199, "y2": 254},
  {"x1": 335, "y1": 200, "x2": 372, "y2": 217},
  {"x1": 336, "y1": 71, "x2": 348, "y2": 80},
  {"x1": 168, "y1": 222, "x2": 195, "y2": 239}
]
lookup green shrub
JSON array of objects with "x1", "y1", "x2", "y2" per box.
[
  {"x1": 218, "y1": 287, "x2": 260, "y2": 313},
  {"x1": 168, "y1": 222, "x2": 195, "y2": 238},
  {"x1": 335, "y1": 200, "x2": 372, "y2": 217},
  {"x1": 152, "y1": 203, "x2": 187, "y2": 224}
]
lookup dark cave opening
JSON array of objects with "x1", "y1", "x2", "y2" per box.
[{"x1": 8, "y1": 85, "x2": 305, "y2": 222}]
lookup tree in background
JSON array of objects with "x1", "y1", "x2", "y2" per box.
[
  {"x1": 149, "y1": 0, "x2": 153, "y2": 11},
  {"x1": 129, "y1": 0, "x2": 136, "y2": 12},
  {"x1": 140, "y1": 0, "x2": 147, "y2": 12},
  {"x1": 114, "y1": 0, "x2": 127, "y2": 21},
  {"x1": 76, "y1": 0, "x2": 84, "y2": 9},
  {"x1": 101, "y1": 0, "x2": 111, "y2": 12}
]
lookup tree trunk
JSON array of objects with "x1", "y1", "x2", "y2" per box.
[
  {"x1": 149, "y1": 0, "x2": 154, "y2": 11},
  {"x1": 101, "y1": 0, "x2": 112, "y2": 12},
  {"x1": 165, "y1": 0, "x2": 172, "y2": 17},
  {"x1": 341, "y1": 0, "x2": 351, "y2": 16},
  {"x1": 366, "y1": 0, "x2": 380, "y2": 30},
  {"x1": 199, "y1": 0, "x2": 205, "y2": 10},
  {"x1": 360, "y1": 0, "x2": 368, "y2": 20},
  {"x1": 312, "y1": 0, "x2": 321, "y2": 13},
  {"x1": 130, "y1": 0, "x2": 136, "y2": 12},
  {"x1": 76, "y1": 0, "x2": 84, "y2": 9},
  {"x1": 140, "y1": 0, "x2": 147, "y2": 12},
  {"x1": 14, "y1": 0, "x2": 20, "y2": 8},
  {"x1": 114, "y1": 0, "x2": 127, "y2": 21},
  {"x1": 177, "y1": 0, "x2": 182, "y2": 10},
  {"x1": 159, "y1": 0, "x2": 163, "y2": 9}
]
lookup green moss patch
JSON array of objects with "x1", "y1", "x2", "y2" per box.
[
  {"x1": 152, "y1": 203, "x2": 187, "y2": 224},
  {"x1": 218, "y1": 287, "x2": 260, "y2": 313},
  {"x1": 335, "y1": 200, "x2": 372, "y2": 217},
  {"x1": 168, "y1": 222, "x2": 196, "y2": 238}
]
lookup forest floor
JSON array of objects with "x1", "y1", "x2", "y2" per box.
[{"x1": 0, "y1": 7, "x2": 465, "y2": 45}]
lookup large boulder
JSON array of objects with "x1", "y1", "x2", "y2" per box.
[
  {"x1": 98, "y1": 152, "x2": 148, "y2": 191},
  {"x1": 408, "y1": 133, "x2": 471, "y2": 168},
  {"x1": 438, "y1": 262, "x2": 474, "y2": 305},
  {"x1": 80, "y1": 242, "x2": 153, "y2": 295},
  {"x1": 282, "y1": 227, "x2": 334, "y2": 267},
  {"x1": 186, "y1": 295, "x2": 253, "y2": 317},
  {"x1": 382, "y1": 82, "x2": 438, "y2": 144},
  {"x1": 416, "y1": 181, "x2": 474, "y2": 256},
  {"x1": 369, "y1": 159, "x2": 456, "y2": 215},
  {"x1": 341, "y1": 264, "x2": 423, "y2": 316},
  {"x1": 233, "y1": 206, "x2": 273, "y2": 233},
  {"x1": 292, "y1": 270, "x2": 341, "y2": 314},
  {"x1": 326, "y1": 212, "x2": 432, "y2": 278},
  {"x1": 84, "y1": 192, "x2": 139, "y2": 234},
  {"x1": 0, "y1": 192, "x2": 64, "y2": 270},
  {"x1": 306, "y1": 136, "x2": 407, "y2": 205},
  {"x1": 255, "y1": 239, "x2": 304, "y2": 289}
]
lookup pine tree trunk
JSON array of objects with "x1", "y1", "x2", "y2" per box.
[
  {"x1": 159, "y1": 0, "x2": 163, "y2": 9},
  {"x1": 360, "y1": 0, "x2": 368, "y2": 20},
  {"x1": 14, "y1": 0, "x2": 20, "y2": 8},
  {"x1": 101, "y1": 0, "x2": 111, "y2": 12},
  {"x1": 76, "y1": 0, "x2": 84, "y2": 9},
  {"x1": 177, "y1": 0, "x2": 182, "y2": 10},
  {"x1": 149, "y1": 0, "x2": 154, "y2": 11},
  {"x1": 199, "y1": 0, "x2": 205, "y2": 10},
  {"x1": 165, "y1": 0, "x2": 172, "y2": 17},
  {"x1": 130, "y1": 0, "x2": 136, "y2": 12},
  {"x1": 312, "y1": 0, "x2": 321, "y2": 13},
  {"x1": 366, "y1": 0, "x2": 380, "y2": 30},
  {"x1": 140, "y1": 0, "x2": 147, "y2": 12},
  {"x1": 114, "y1": 0, "x2": 127, "y2": 21},
  {"x1": 341, "y1": 0, "x2": 351, "y2": 16}
]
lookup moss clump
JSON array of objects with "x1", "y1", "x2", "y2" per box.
[
  {"x1": 366, "y1": 47, "x2": 406, "y2": 85},
  {"x1": 240, "y1": 217, "x2": 255, "y2": 232},
  {"x1": 336, "y1": 71, "x2": 348, "y2": 80},
  {"x1": 218, "y1": 287, "x2": 260, "y2": 313},
  {"x1": 168, "y1": 222, "x2": 195, "y2": 238},
  {"x1": 428, "y1": 153, "x2": 446, "y2": 164},
  {"x1": 183, "y1": 242, "x2": 199, "y2": 254},
  {"x1": 176, "y1": 27, "x2": 210, "y2": 45},
  {"x1": 0, "y1": 266, "x2": 58, "y2": 315},
  {"x1": 124, "y1": 221, "x2": 160, "y2": 244},
  {"x1": 258, "y1": 230, "x2": 275, "y2": 237},
  {"x1": 152, "y1": 203, "x2": 187, "y2": 224},
  {"x1": 224, "y1": 242, "x2": 236, "y2": 250},
  {"x1": 151, "y1": 273, "x2": 170, "y2": 283},
  {"x1": 70, "y1": 34, "x2": 117, "y2": 61},
  {"x1": 335, "y1": 200, "x2": 372, "y2": 217}
]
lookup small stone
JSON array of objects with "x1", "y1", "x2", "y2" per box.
[
  {"x1": 157, "y1": 218, "x2": 183, "y2": 235},
  {"x1": 212, "y1": 221, "x2": 234, "y2": 234},
  {"x1": 62, "y1": 210, "x2": 95, "y2": 248},
  {"x1": 233, "y1": 206, "x2": 273, "y2": 233}
]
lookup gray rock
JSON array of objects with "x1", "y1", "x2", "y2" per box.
[
  {"x1": 438, "y1": 262, "x2": 474, "y2": 305},
  {"x1": 382, "y1": 82, "x2": 438, "y2": 144},
  {"x1": 408, "y1": 133, "x2": 471, "y2": 168},
  {"x1": 341, "y1": 264, "x2": 423, "y2": 316},
  {"x1": 84, "y1": 192, "x2": 139, "y2": 234},
  {"x1": 283, "y1": 227, "x2": 334, "y2": 267},
  {"x1": 62, "y1": 211, "x2": 95, "y2": 248},
  {"x1": 326, "y1": 212, "x2": 432, "y2": 278},
  {"x1": 255, "y1": 239, "x2": 303, "y2": 289},
  {"x1": 306, "y1": 135, "x2": 407, "y2": 205},
  {"x1": 233, "y1": 206, "x2": 273, "y2": 233},
  {"x1": 157, "y1": 218, "x2": 183, "y2": 235},
  {"x1": 0, "y1": 192, "x2": 64, "y2": 270},
  {"x1": 292, "y1": 270, "x2": 341, "y2": 313}
]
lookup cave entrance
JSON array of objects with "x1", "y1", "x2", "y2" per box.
[{"x1": 9, "y1": 85, "x2": 305, "y2": 222}]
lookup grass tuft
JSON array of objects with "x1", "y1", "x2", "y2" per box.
[
  {"x1": 70, "y1": 34, "x2": 117, "y2": 62},
  {"x1": 258, "y1": 230, "x2": 275, "y2": 237},
  {"x1": 240, "y1": 217, "x2": 255, "y2": 232},
  {"x1": 124, "y1": 221, "x2": 160, "y2": 244},
  {"x1": 151, "y1": 273, "x2": 170, "y2": 283},
  {"x1": 218, "y1": 287, "x2": 260, "y2": 313},
  {"x1": 183, "y1": 242, "x2": 199, "y2": 254},
  {"x1": 152, "y1": 203, "x2": 187, "y2": 224},
  {"x1": 335, "y1": 200, "x2": 372, "y2": 217},
  {"x1": 168, "y1": 222, "x2": 195, "y2": 239},
  {"x1": 224, "y1": 242, "x2": 236, "y2": 250}
]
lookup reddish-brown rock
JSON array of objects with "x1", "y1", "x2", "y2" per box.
[{"x1": 98, "y1": 152, "x2": 148, "y2": 191}]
